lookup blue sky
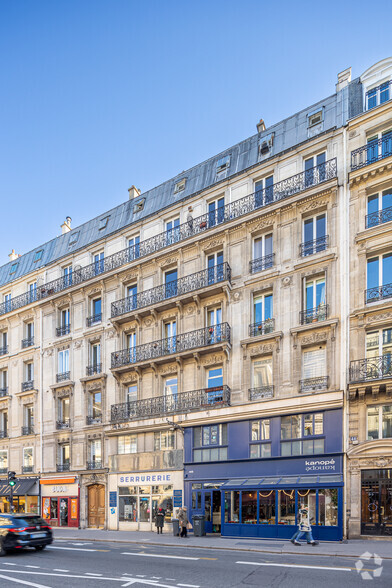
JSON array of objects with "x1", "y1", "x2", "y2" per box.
[{"x1": 0, "y1": 0, "x2": 391, "y2": 265}]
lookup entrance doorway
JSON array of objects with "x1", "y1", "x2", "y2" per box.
[
  {"x1": 88, "y1": 484, "x2": 105, "y2": 528},
  {"x1": 361, "y1": 469, "x2": 392, "y2": 536},
  {"x1": 192, "y1": 484, "x2": 222, "y2": 533}
]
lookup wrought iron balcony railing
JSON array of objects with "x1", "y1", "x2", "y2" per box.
[
  {"x1": 366, "y1": 205, "x2": 392, "y2": 229},
  {"x1": 365, "y1": 283, "x2": 392, "y2": 304},
  {"x1": 299, "y1": 376, "x2": 329, "y2": 393},
  {"x1": 0, "y1": 468, "x2": 7, "y2": 474},
  {"x1": 111, "y1": 263, "x2": 231, "y2": 318},
  {"x1": 56, "y1": 463, "x2": 70, "y2": 472},
  {"x1": 21, "y1": 337, "x2": 34, "y2": 349},
  {"x1": 21, "y1": 426, "x2": 34, "y2": 435},
  {"x1": 111, "y1": 385, "x2": 231, "y2": 423},
  {"x1": 56, "y1": 419, "x2": 70, "y2": 430},
  {"x1": 86, "y1": 364, "x2": 102, "y2": 376},
  {"x1": 56, "y1": 371, "x2": 70, "y2": 383},
  {"x1": 0, "y1": 387, "x2": 8, "y2": 398},
  {"x1": 351, "y1": 135, "x2": 392, "y2": 171},
  {"x1": 0, "y1": 430, "x2": 7, "y2": 439},
  {"x1": 112, "y1": 323, "x2": 231, "y2": 369},
  {"x1": 300, "y1": 235, "x2": 329, "y2": 257},
  {"x1": 86, "y1": 313, "x2": 102, "y2": 327},
  {"x1": 249, "y1": 318, "x2": 275, "y2": 338},
  {"x1": 22, "y1": 465, "x2": 34, "y2": 473},
  {"x1": 86, "y1": 415, "x2": 102, "y2": 425},
  {"x1": 249, "y1": 253, "x2": 274, "y2": 274},
  {"x1": 350, "y1": 355, "x2": 392, "y2": 382},
  {"x1": 299, "y1": 304, "x2": 328, "y2": 325},
  {"x1": 87, "y1": 461, "x2": 103, "y2": 470},
  {"x1": 0, "y1": 346, "x2": 8, "y2": 356},
  {"x1": 56, "y1": 324, "x2": 71, "y2": 336},
  {"x1": 22, "y1": 380, "x2": 34, "y2": 392},
  {"x1": 248, "y1": 386, "x2": 274, "y2": 401},
  {"x1": 0, "y1": 160, "x2": 337, "y2": 320}
]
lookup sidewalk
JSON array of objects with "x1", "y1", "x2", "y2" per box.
[{"x1": 53, "y1": 527, "x2": 392, "y2": 560}]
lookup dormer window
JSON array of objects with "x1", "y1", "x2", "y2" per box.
[
  {"x1": 98, "y1": 216, "x2": 109, "y2": 230},
  {"x1": 9, "y1": 262, "x2": 18, "y2": 275},
  {"x1": 33, "y1": 250, "x2": 43, "y2": 263},
  {"x1": 216, "y1": 155, "x2": 230, "y2": 174},
  {"x1": 174, "y1": 178, "x2": 186, "y2": 194},
  {"x1": 308, "y1": 110, "x2": 323, "y2": 128},
  {"x1": 366, "y1": 81, "x2": 391, "y2": 110},
  {"x1": 68, "y1": 232, "x2": 79, "y2": 246},
  {"x1": 133, "y1": 198, "x2": 145, "y2": 213}
]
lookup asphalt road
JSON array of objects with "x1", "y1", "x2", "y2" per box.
[{"x1": 0, "y1": 539, "x2": 390, "y2": 587}]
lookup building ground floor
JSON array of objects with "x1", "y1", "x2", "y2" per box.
[{"x1": 0, "y1": 477, "x2": 40, "y2": 514}]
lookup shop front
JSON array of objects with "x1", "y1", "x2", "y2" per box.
[
  {"x1": 40, "y1": 477, "x2": 79, "y2": 527},
  {"x1": 0, "y1": 477, "x2": 39, "y2": 514},
  {"x1": 108, "y1": 470, "x2": 183, "y2": 531}
]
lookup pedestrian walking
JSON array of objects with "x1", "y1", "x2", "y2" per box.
[
  {"x1": 155, "y1": 507, "x2": 165, "y2": 534},
  {"x1": 178, "y1": 506, "x2": 189, "y2": 538},
  {"x1": 290, "y1": 505, "x2": 319, "y2": 546}
]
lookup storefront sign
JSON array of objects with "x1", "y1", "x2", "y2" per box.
[
  {"x1": 52, "y1": 486, "x2": 69, "y2": 493},
  {"x1": 119, "y1": 473, "x2": 172, "y2": 485},
  {"x1": 109, "y1": 491, "x2": 117, "y2": 507},
  {"x1": 173, "y1": 490, "x2": 182, "y2": 507},
  {"x1": 304, "y1": 458, "x2": 337, "y2": 472}
]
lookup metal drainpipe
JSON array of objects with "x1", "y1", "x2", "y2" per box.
[{"x1": 39, "y1": 307, "x2": 44, "y2": 484}]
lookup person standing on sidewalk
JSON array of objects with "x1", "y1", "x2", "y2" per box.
[
  {"x1": 155, "y1": 507, "x2": 165, "y2": 534},
  {"x1": 178, "y1": 506, "x2": 189, "y2": 538},
  {"x1": 290, "y1": 505, "x2": 319, "y2": 546}
]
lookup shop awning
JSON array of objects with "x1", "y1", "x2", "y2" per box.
[
  {"x1": 0, "y1": 478, "x2": 39, "y2": 496},
  {"x1": 220, "y1": 474, "x2": 343, "y2": 489}
]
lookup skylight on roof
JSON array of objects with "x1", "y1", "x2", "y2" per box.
[
  {"x1": 174, "y1": 178, "x2": 186, "y2": 194},
  {"x1": 10, "y1": 262, "x2": 18, "y2": 275},
  {"x1": 99, "y1": 216, "x2": 110, "y2": 230},
  {"x1": 216, "y1": 155, "x2": 230, "y2": 173},
  {"x1": 33, "y1": 250, "x2": 43, "y2": 263},
  {"x1": 69, "y1": 232, "x2": 79, "y2": 246},
  {"x1": 133, "y1": 198, "x2": 145, "y2": 214}
]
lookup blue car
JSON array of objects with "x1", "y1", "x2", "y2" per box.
[{"x1": 0, "y1": 514, "x2": 53, "y2": 556}]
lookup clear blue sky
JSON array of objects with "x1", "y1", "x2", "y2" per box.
[{"x1": 0, "y1": 0, "x2": 390, "y2": 265}]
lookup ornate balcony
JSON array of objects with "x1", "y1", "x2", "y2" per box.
[
  {"x1": 56, "y1": 324, "x2": 71, "y2": 336},
  {"x1": 87, "y1": 461, "x2": 103, "y2": 470},
  {"x1": 21, "y1": 337, "x2": 34, "y2": 349},
  {"x1": 0, "y1": 430, "x2": 7, "y2": 439},
  {"x1": 351, "y1": 135, "x2": 392, "y2": 171},
  {"x1": 249, "y1": 318, "x2": 275, "y2": 338},
  {"x1": 248, "y1": 386, "x2": 274, "y2": 401},
  {"x1": 86, "y1": 415, "x2": 102, "y2": 425},
  {"x1": 366, "y1": 205, "x2": 392, "y2": 229},
  {"x1": 299, "y1": 376, "x2": 329, "y2": 393},
  {"x1": 0, "y1": 346, "x2": 8, "y2": 356},
  {"x1": 300, "y1": 235, "x2": 329, "y2": 257},
  {"x1": 56, "y1": 371, "x2": 70, "y2": 383},
  {"x1": 22, "y1": 381, "x2": 34, "y2": 392},
  {"x1": 249, "y1": 254, "x2": 274, "y2": 274},
  {"x1": 56, "y1": 463, "x2": 70, "y2": 472},
  {"x1": 0, "y1": 159, "x2": 337, "y2": 319},
  {"x1": 299, "y1": 304, "x2": 328, "y2": 325},
  {"x1": 22, "y1": 466, "x2": 33, "y2": 473},
  {"x1": 111, "y1": 385, "x2": 231, "y2": 423},
  {"x1": 56, "y1": 419, "x2": 70, "y2": 430},
  {"x1": 365, "y1": 283, "x2": 392, "y2": 304},
  {"x1": 111, "y1": 263, "x2": 231, "y2": 320},
  {"x1": 0, "y1": 387, "x2": 8, "y2": 398},
  {"x1": 350, "y1": 355, "x2": 392, "y2": 383},
  {"x1": 111, "y1": 323, "x2": 231, "y2": 371},
  {"x1": 86, "y1": 313, "x2": 102, "y2": 327},
  {"x1": 86, "y1": 364, "x2": 102, "y2": 376},
  {"x1": 21, "y1": 426, "x2": 34, "y2": 436},
  {"x1": 0, "y1": 468, "x2": 7, "y2": 474}
]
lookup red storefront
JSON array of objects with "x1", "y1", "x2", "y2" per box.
[{"x1": 40, "y1": 477, "x2": 79, "y2": 527}]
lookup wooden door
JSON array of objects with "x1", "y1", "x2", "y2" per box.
[{"x1": 88, "y1": 484, "x2": 105, "y2": 528}]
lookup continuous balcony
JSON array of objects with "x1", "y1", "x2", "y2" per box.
[
  {"x1": 56, "y1": 371, "x2": 70, "y2": 383},
  {"x1": 56, "y1": 419, "x2": 70, "y2": 430},
  {"x1": 0, "y1": 159, "x2": 337, "y2": 319},
  {"x1": 249, "y1": 318, "x2": 275, "y2": 338},
  {"x1": 56, "y1": 463, "x2": 70, "y2": 472},
  {"x1": 21, "y1": 337, "x2": 34, "y2": 349},
  {"x1": 350, "y1": 355, "x2": 392, "y2": 383},
  {"x1": 111, "y1": 323, "x2": 231, "y2": 372},
  {"x1": 249, "y1": 253, "x2": 274, "y2": 274},
  {"x1": 0, "y1": 468, "x2": 7, "y2": 474},
  {"x1": 299, "y1": 304, "x2": 329, "y2": 325},
  {"x1": 0, "y1": 387, "x2": 8, "y2": 398},
  {"x1": 0, "y1": 346, "x2": 8, "y2": 356},
  {"x1": 111, "y1": 263, "x2": 231, "y2": 321},
  {"x1": 0, "y1": 430, "x2": 7, "y2": 439},
  {"x1": 248, "y1": 386, "x2": 274, "y2": 401},
  {"x1": 86, "y1": 415, "x2": 102, "y2": 425},
  {"x1": 299, "y1": 376, "x2": 329, "y2": 393},
  {"x1": 21, "y1": 426, "x2": 34, "y2": 435},
  {"x1": 365, "y1": 283, "x2": 392, "y2": 304},
  {"x1": 56, "y1": 324, "x2": 71, "y2": 336},
  {"x1": 111, "y1": 386, "x2": 231, "y2": 423},
  {"x1": 21, "y1": 380, "x2": 34, "y2": 392},
  {"x1": 87, "y1": 461, "x2": 103, "y2": 470},
  {"x1": 300, "y1": 235, "x2": 329, "y2": 257},
  {"x1": 351, "y1": 135, "x2": 392, "y2": 171},
  {"x1": 86, "y1": 364, "x2": 102, "y2": 376},
  {"x1": 22, "y1": 466, "x2": 33, "y2": 474}
]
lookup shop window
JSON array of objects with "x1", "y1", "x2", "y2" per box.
[
  {"x1": 297, "y1": 489, "x2": 316, "y2": 525},
  {"x1": 241, "y1": 491, "x2": 257, "y2": 524},
  {"x1": 224, "y1": 490, "x2": 240, "y2": 523},
  {"x1": 318, "y1": 488, "x2": 338, "y2": 526},
  {"x1": 119, "y1": 485, "x2": 174, "y2": 524},
  {"x1": 154, "y1": 431, "x2": 175, "y2": 451},
  {"x1": 118, "y1": 435, "x2": 137, "y2": 454},
  {"x1": 367, "y1": 405, "x2": 392, "y2": 440},
  {"x1": 278, "y1": 490, "x2": 296, "y2": 525},
  {"x1": 259, "y1": 490, "x2": 276, "y2": 524},
  {"x1": 250, "y1": 419, "x2": 271, "y2": 458},
  {"x1": 119, "y1": 487, "x2": 138, "y2": 522},
  {"x1": 193, "y1": 424, "x2": 227, "y2": 462},
  {"x1": 280, "y1": 413, "x2": 324, "y2": 456}
]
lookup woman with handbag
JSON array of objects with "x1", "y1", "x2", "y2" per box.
[{"x1": 178, "y1": 506, "x2": 189, "y2": 538}]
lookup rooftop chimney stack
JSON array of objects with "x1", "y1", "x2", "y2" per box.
[
  {"x1": 61, "y1": 216, "x2": 72, "y2": 234},
  {"x1": 257, "y1": 119, "x2": 266, "y2": 133},
  {"x1": 8, "y1": 249, "x2": 19, "y2": 261},
  {"x1": 128, "y1": 185, "x2": 141, "y2": 200},
  {"x1": 336, "y1": 67, "x2": 352, "y2": 92}
]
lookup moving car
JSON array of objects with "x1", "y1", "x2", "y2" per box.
[{"x1": 0, "y1": 514, "x2": 53, "y2": 555}]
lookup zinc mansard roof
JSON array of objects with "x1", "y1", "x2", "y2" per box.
[{"x1": 0, "y1": 80, "x2": 356, "y2": 290}]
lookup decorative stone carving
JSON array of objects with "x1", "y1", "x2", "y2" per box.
[
  {"x1": 121, "y1": 372, "x2": 138, "y2": 384},
  {"x1": 161, "y1": 311, "x2": 177, "y2": 321},
  {"x1": 366, "y1": 312, "x2": 392, "y2": 324},
  {"x1": 249, "y1": 343, "x2": 274, "y2": 356},
  {"x1": 300, "y1": 331, "x2": 328, "y2": 345},
  {"x1": 201, "y1": 354, "x2": 224, "y2": 365},
  {"x1": 159, "y1": 256, "x2": 178, "y2": 268},
  {"x1": 105, "y1": 329, "x2": 116, "y2": 339},
  {"x1": 43, "y1": 349, "x2": 53, "y2": 358},
  {"x1": 55, "y1": 388, "x2": 72, "y2": 398},
  {"x1": 144, "y1": 317, "x2": 154, "y2": 327},
  {"x1": 185, "y1": 305, "x2": 196, "y2": 315},
  {"x1": 158, "y1": 363, "x2": 177, "y2": 375},
  {"x1": 298, "y1": 198, "x2": 329, "y2": 213},
  {"x1": 86, "y1": 380, "x2": 103, "y2": 392},
  {"x1": 87, "y1": 287, "x2": 101, "y2": 296},
  {"x1": 74, "y1": 339, "x2": 84, "y2": 350},
  {"x1": 201, "y1": 238, "x2": 224, "y2": 251},
  {"x1": 281, "y1": 276, "x2": 292, "y2": 287},
  {"x1": 232, "y1": 290, "x2": 242, "y2": 303},
  {"x1": 123, "y1": 272, "x2": 138, "y2": 282},
  {"x1": 250, "y1": 215, "x2": 275, "y2": 232},
  {"x1": 57, "y1": 344, "x2": 70, "y2": 352}
]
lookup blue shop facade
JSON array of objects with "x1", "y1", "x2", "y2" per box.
[{"x1": 184, "y1": 408, "x2": 344, "y2": 541}]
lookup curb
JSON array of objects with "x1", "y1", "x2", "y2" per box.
[{"x1": 53, "y1": 535, "x2": 392, "y2": 560}]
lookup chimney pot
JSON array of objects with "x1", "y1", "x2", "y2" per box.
[
  {"x1": 9, "y1": 249, "x2": 19, "y2": 261},
  {"x1": 257, "y1": 119, "x2": 266, "y2": 133},
  {"x1": 61, "y1": 217, "x2": 72, "y2": 234},
  {"x1": 128, "y1": 185, "x2": 141, "y2": 200}
]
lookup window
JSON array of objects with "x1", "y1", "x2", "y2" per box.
[
  {"x1": 281, "y1": 413, "x2": 324, "y2": 456},
  {"x1": 207, "y1": 251, "x2": 224, "y2": 284},
  {"x1": 163, "y1": 320, "x2": 176, "y2": 354},
  {"x1": 25, "y1": 362, "x2": 34, "y2": 382},
  {"x1": 0, "y1": 369, "x2": 8, "y2": 393},
  {"x1": 366, "y1": 82, "x2": 391, "y2": 110},
  {"x1": 0, "y1": 411, "x2": 8, "y2": 436},
  {"x1": 308, "y1": 110, "x2": 323, "y2": 127},
  {"x1": 250, "y1": 419, "x2": 271, "y2": 458},
  {"x1": 29, "y1": 282, "x2": 37, "y2": 302},
  {"x1": 10, "y1": 262, "x2": 18, "y2": 275},
  {"x1": 304, "y1": 152, "x2": 326, "y2": 186},
  {"x1": 24, "y1": 405, "x2": 34, "y2": 428},
  {"x1": 98, "y1": 216, "x2": 109, "y2": 230},
  {"x1": 164, "y1": 377, "x2": 177, "y2": 399},
  {"x1": 133, "y1": 198, "x2": 145, "y2": 213},
  {"x1": 33, "y1": 250, "x2": 43, "y2": 263},
  {"x1": 126, "y1": 332, "x2": 136, "y2": 362},
  {"x1": 207, "y1": 367, "x2": 223, "y2": 389},
  {"x1": 128, "y1": 235, "x2": 140, "y2": 260},
  {"x1": 126, "y1": 284, "x2": 138, "y2": 311},
  {"x1": 193, "y1": 424, "x2": 227, "y2": 462},
  {"x1": 127, "y1": 385, "x2": 137, "y2": 403},
  {"x1": 23, "y1": 447, "x2": 33, "y2": 468},
  {"x1": 58, "y1": 397, "x2": 70, "y2": 424},
  {"x1": 254, "y1": 175, "x2": 274, "y2": 208},
  {"x1": 94, "y1": 252, "x2": 104, "y2": 275},
  {"x1": 367, "y1": 253, "x2": 392, "y2": 302},
  {"x1": 154, "y1": 431, "x2": 175, "y2": 451},
  {"x1": 365, "y1": 329, "x2": 392, "y2": 379},
  {"x1": 58, "y1": 349, "x2": 70, "y2": 375},
  {"x1": 165, "y1": 269, "x2": 178, "y2": 298},
  {"x1": 60, "y1": 308, "x2": 70, "y2": 329},
  {"x1": 0, "y1": 449, "x2": 7, "y2": 471},
  {"x1": 252, "y1": 357, "x2": 272, "y2": 389},
  {"x1": 302, "y1": 346, "x2": 326, "y2": 379},
  {"x1": 302, "y1": 214, "x2": 327, "y2": 256},
  {"x1": 253, "y1": 293, "x2": 273, "y2": 333},
  {"x1": 303, "y1": 275, "x2": 326, "y2": 322},
  {"x1": 166, "y1": 218, "x2": 180, "y2": 245},
  {"x1": 25, "y1": 322, "x2": 34, "y2": 340},
  {"x1": 63, "y1": 265, "x2": 73, "y2": 287},
  {"x1": 208, "y1": 197, "x2": 225, "y2": 227},
  {"x1": 90, "y1": 342, "x2": 101, "y2": 369},
  {"x1": 252, "y1": 234, "x2": 273, "y2": 272},
  {"x1": 4, "y1": 294, "x2": 11, "y2": 313},
  {"x1": 58, "y1": 444, "x2": 70, "y2": 466},
  {"x1": 90, "y1": 298, "x2": 102, "y2": 323},
  {"x1": 367, "y1": 405, "x2": 392, "y2": 440},
  {"x1": 216, "y1": 155, "x2": 230, "y2": 174},
  {"x1": 90, "y1": 439, "x2": 102, "y2": 465},
  {"x1": 68, "y1": 231, "x2": 79, "y2": 246},
  {"x1": 118, "y1": 435, "x2": 137, "y2": 454},
  {"x1": 0, "y1": 331, "x2": 8, "y2": 354},
  {"x1": 174, "y1": 178, "x2": 186, "y2": 194},
  {"x1": 367, "y1": 129, "x2": 392, "y2": 164},
  {"x1": 89, "y1": 391, "x2": 102, "y2": 421},
  {"x1": 367, "y1": 189, "x2": 392, "y2": 228}
]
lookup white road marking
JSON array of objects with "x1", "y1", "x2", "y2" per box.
[
  {"x1": 72, "y1": 542, "x2": 92, "y2": 545},
  {"x1": 53, "y1": 569, "x2": 69, "y2": 572},
  {"x1": 0, "y1": 573, "x2": 52, "y2": 588},
  {"x1": 47, "y1": 545, "x2": 100, "y2": 552},
  {"x1": 122, "y1": 552, "x2": 199, "y2": 561},
  {"x1": 25, "y1": 565, "x2": 41, "y2": 569},
  {"x1": 236, "y1": 561, "x2": 352, "y2": 572},
  {"x1": 136, "y1": 575, "x2": 146, "y2": 578},
  {"x1": 0, "y1": 569, "x2": 177, "y2": 587},
  {"x1": 177, "y1": 584, "x2": 200, "y2": 588},
  {"x1": 86, "y1": 572, "x2": 103, "y2": 576},
  {"x1": 3, "y1": 562, "x2": 16, "y2": 565}
]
